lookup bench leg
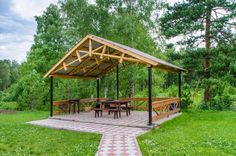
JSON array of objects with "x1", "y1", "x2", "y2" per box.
[
  {"x1": 77, "y1": 104, "x2": 80, "y2": 113},
  {"x1": 113, "y1": 112, "x2": 115, "y2": 119},
  {"x1": 73, "y1": 104, "x2": 76, "y2": 114},
  {"x1": 68, "y1": 104, "x2": 71, "y2": 114},
  {"x1": 95, "y1": 111, "x2": 99, "y2": 118}
]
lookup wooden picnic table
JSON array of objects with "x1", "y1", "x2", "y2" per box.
[
  {"x1": 69, "y1": 99, "x2": 80, "y2": 113},
  {"x1": 53, "y1": 99, "x2": 80, "y2": 114},
  {"x1": 100, "y1": 100, "x2": 131, "y2": 116}
]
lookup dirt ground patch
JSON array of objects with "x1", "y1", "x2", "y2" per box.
[{"x1": 0, "y1": 110, "x2": 18, "y2": 114}]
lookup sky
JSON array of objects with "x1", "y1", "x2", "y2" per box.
[
  {"x1": 0, "y1": 0, "x2": 58, "y2": 63},
  {"x1": 0, "y1": 0, "x2": 180, "y2": 63}
]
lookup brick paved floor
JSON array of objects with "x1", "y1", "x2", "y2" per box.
[
  {"x1": 50, "y1": 111, "x2": 181, "y2": 128},
  {"x1": 28, "y1": 112, "x2": 181, "y2": 156}
]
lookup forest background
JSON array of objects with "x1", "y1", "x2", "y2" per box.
[{"x1": 0, "y1": 0, "x2": 235, "y2": 111}]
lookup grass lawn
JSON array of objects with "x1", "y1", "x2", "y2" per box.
[
  {"x1": 138, "y1": 110, "x2": 236, "y2": 156},
  {"x1": 0, "y1": 111, "x2": 101, "y2": 156}
]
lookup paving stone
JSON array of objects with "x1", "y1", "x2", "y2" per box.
[{"x1": 28, "y1": 112, "x2": 181, "y2": 156}]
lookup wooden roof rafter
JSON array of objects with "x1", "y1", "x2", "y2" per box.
[{"x1": 45, "y1": 34, "x2": 186, "y2": 79}]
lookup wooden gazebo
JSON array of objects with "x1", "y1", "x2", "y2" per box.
[{"x1": 45, "y1": 34, "x2": 186, "y2": 126}]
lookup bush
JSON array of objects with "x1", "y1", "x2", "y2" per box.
[
  {"x1": 166, "y1": 85, "x2": 178, "y2": 97},
  {"x1": 181, "y1": 84, "x2": 193, "y2": 109},
  {"x1": 199, "y1": 80, "x2": 235, "y2": 110},
  {"x1": 0, "y1": 102, "x2": 19, "y2": 110}
]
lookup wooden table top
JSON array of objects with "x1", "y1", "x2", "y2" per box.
[{"x1": 101, "y1": 100, "x2": 130, "y2": 105}]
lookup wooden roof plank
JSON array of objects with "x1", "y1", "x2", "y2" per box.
[{"x1": 45, "y1": 34, "x2": 186, "y2": 79}]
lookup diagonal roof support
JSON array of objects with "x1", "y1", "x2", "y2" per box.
[{"x1": 44, "y1": 34, "x2": 186, "y2": 79}]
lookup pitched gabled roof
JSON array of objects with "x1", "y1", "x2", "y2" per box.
[{"x1": 44, "y1": 34, "x2": 186, "y2": 79}]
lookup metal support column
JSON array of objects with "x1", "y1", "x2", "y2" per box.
[
  {"x1": 178, "y1": 72, "x2": 182, "y2": 98},
  {"x1": 116, "y1": 65, "x2": 119, "y2": 99},
  {"x1": 148, "y1": 67, "x2": 152, "y2": 126},
  {"x1": 50, "y1": 76, "x2": 53, "y2": 117}
]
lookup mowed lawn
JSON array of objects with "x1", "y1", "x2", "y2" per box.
[
  {"x1": 138, "y1": 110, "x2": 236, "y2": 156},
  {"x1": 1, "y1": 110, "x2": 235, "y2": 156},
  {"x1": 0, "y1": 111, "x2": 101, "y2": 156}
]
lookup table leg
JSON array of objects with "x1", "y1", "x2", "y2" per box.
[
  {"x1": 126, "y1": 103, "x2": 128, "y2": 116},
  {"x1": 73, "y1": 102, "x2": 76, "y2": 113},
  {"x1": 68, "y1": 103, "x2": 71, "y2": 114},
  {"x1": 77, "y1": 102, "x2": 80, "y2": 113}
]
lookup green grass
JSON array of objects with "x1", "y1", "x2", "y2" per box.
[
  {"x1": 0, "y1": 111, "x2": 101, "y2": 156},
  {"x1": 138, "y1": 110, "x2": 236, "y2": 156},
  {"x1": 1, "y1": 109, "x2": 235, "y2": 156}
]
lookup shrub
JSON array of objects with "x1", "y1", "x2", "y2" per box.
[
  {"x1": 199, "y1": 79, "x2": 235, "y2": 110},
  {"x1": 0, "y1": 102, "x2": 19, "y2": 110},
  {"x1": 181, "y1": 84, "x2": 193, "y2": 109}
]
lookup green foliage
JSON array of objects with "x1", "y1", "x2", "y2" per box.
[
  {"x1": 160, "y1": 0, "x2": 236, "y2": 107},
  {"x1": 0, "y1": 111, "x2": 100, "y2": 155},
  {"x1": 0, "y1": 102, "x2": 18, "y2": 110},
  {"x1": 0, "y1": 60, "x2": 19, "y2": 91},
  {"x1": 165, "y1": 85, "x2": 178, "y2": 97},
  {"x1": 168, "y1": 45, "x2": 236, "y2": 110},
  {"x1": 16, "y1": 70, "x2": 47, "y2": 110},
  {"x1": 181, "y1": 84, "x2": 193, "y2": 109},
  {"x1": 0, "y1": 0, "x2": 235, "y2": 111},
  {"x1": 4, "y1": 0, "x2": 164, "y2": 110},
  {"x1": 160, "y1": 0, "x2": 236, "y2": 46},
  {"x1": 200, "y1": 80, "x2": 235, "y2": 110},
  {"x1": 138, "y1": 110, "x2": 236, "y2": 155}
]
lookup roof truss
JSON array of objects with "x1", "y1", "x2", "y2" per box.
[{"x1": 44, "y1": 34, "x2": 186, "y2": 79}]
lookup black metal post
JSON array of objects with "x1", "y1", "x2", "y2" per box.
[
  {"x1": 116, "y1": 65, "x2": 119, "y2": 99},
  {"x1": 50, "y1": 76, "x2": 53, "y2": 117},
  {"x1": 97, "y1": 79, "x2": 100, "y2": 99},
  {"x1": 148, "y1": 67, "x2": 152, "y2": 126},
  {"x1": 178, "y1": 72, "x2": 181, "y2": 98}
]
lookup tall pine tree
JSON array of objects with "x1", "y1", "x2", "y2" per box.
[{"x1": 160, "y1": 0, "x2": 236, "y2": 104}]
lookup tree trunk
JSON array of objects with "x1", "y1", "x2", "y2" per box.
[{"x1": 204, "y1": 5, "x2": 212, "y2": 103}]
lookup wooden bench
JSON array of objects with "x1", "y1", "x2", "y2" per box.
[
  {"x1": 108, "y1": 109, "x2": 121, "y2": 119},
  {"x1": 94, "y1": 108, "x2": 103, "y2": 117}
]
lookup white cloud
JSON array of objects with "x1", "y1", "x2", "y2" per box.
[
  {"x1": 0, "y1": 0, "x2": 59, "y2": 63},
  {"x1": 10, "y1": 0, "x2": 58, "y2": 20},
  {"x1": 0, "y1": 33, "x2": 33, "y2": 62}
]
